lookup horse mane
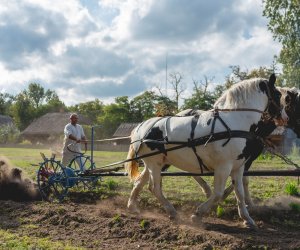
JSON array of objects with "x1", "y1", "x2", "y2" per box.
[
  {"x1": 214, "y1": 78, "x2": 266, "y2": 109},
  {"x1": 277, "y1": 86, "x2": 298, "y2": 95}
]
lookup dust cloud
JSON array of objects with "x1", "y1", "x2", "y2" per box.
[{"x1": 0, "y1": 156, "x2": 41, "y2": 201}]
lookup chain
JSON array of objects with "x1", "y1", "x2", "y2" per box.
[{"x1": 264, "y1": 143, "x2": 300, "y2": 169}]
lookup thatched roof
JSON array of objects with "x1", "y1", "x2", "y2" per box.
[
  {"x1": 113, "y1": 123, "x2": 140, "y2": 137},
  {"x1": 0, "y1": 115, "x2": 13, "y2": 127},
  {"x1": 22, "y1": 112, "x2": 91, "y2": 137}
]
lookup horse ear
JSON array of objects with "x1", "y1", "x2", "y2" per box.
[{"x1": 268, "y1": 73, "x2": 276, "y2": 87}]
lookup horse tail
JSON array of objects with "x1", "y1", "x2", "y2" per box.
[{"x1": 125, "y1": 144, "x2": 140, "y2": 182}]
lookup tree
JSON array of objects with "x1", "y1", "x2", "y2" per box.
[
  {"x1": 263, "y1": 0, "x2": 300, "y2": 87},
  {"x1": 8, "y1": 83, "x2": 65, "y2": 130},
  {"x1": 182, "y1": 76, "x2": 217, "y2": 110},
  {"x1": 155, "y1": 95, "x2": 177, "y2": 116},
  {"x1": 43, "y1": 93, "x2": 66, "y2": 113},
  {"x1": 9, "y1": 93, "x2": 35, "y2": 130},
  {"x1": 23, "y1": 83, "x2": 65, "y2": 113},
  {"x1": 25, "y1": 83, "x2": 46, "y2": 109},
  {"x1": 70, "y1": 99, "x2": 103, "y2": 124},
  {"x1": 0, "y1": 93, "x2": 14, "y2": 115},
  {"x1": 225, "y1": 65, "x2": 283, "y2": 87},
  {"x1": 168, "y1": 72, "x2": 185, "y2": 112},
  {"x1": 97, "y1": 96, "x2": 132, "y2": 137},
  {"x1": 130, "y1": 91, "x2": 157, "y2": 121}
]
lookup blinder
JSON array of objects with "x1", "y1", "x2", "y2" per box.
[{"x1": 263, "y1": 80, "x2": 282, "y2": 120}]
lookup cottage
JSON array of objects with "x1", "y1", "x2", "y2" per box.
[
  {"x1": 92, "y1": 123, "x2": 139, "y2": 152},
  {"x1": 21, "y1": 112, "x2": 91, "y2": 143},
  {"x1": 113, "y1": 123, "x2": 140, "y2": 144}
]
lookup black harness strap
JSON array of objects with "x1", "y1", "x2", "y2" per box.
[
  {"x1": 205, "y1": 110, "x2": 232, "y2": 147},
  {"x1": 189, "y1": 115, "x2": 209, "y2": 174},
  {"x1": 92, "y1": 130, "x2": 259, "y2": 170},
  {"x1": 190, "y1": 115, "x2": 199, "y2": 140},
  {"x1": 133, "y1": 116, "x2": 167, "y2": 158},
  {"x1": 164, "y1": 116, "x2": 172, "y2": 143}
]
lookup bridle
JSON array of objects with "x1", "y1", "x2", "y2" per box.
[{"x1": 263, "y1": 81, "x2": 283, "y2": 120}]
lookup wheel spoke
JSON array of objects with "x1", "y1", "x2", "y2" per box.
[{"x1": 37, "y1": 160, "x2": 68, "y2": 202}]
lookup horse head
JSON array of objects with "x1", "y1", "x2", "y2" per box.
[
  {"x1": 259, "y1": 74, "x2": 283, "y2": 120},
  {"x1": 281, "y1": 88, "x2": 300, "y2": 137}
]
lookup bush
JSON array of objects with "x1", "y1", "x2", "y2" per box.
[
  {"x1": 257, "y1": 152, "x2": 273, "y2": 161},
  {"x1": 285, "y1": 182, "x2": 299, "y2": 196},
  {"x1": 0, "y1": 125, "x2": 20, "y2": 143},
  {"x1": 19, "y1": 140, "x2": 32, "y2": 145},
  {"x1": 105, "y1": 179, "x2": 118, "y2": 190}
]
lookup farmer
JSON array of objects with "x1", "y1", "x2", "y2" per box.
[{"x1": 61, "y1": 113, "x2": 87, "y2": 166}]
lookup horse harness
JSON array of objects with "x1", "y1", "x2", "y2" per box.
[{"x1": 133, "y1": 83, "x2": 282, "y2": 174}]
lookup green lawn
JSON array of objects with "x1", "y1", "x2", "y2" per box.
[
  {"x1": 1, "y1": 147, "x2": 299, "y2": 203},
  {"x1": 0, "y1": 229, "x2": 83, "y2": 250}
]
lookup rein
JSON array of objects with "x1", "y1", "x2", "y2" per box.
[
  {"x1": 85, "y1": 130, "x2": 260, "y2": 171},
  {"x1": 213, "y1": 108, "x2": 264, "y2": 114}
]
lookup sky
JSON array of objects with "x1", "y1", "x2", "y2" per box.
[{"x1": 0, "y1": 0, "x2": 281, "y2": 106}]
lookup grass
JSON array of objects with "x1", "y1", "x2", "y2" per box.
[
  {"x1": 285, "y1": 182, "x2": 299, "y2": 196},
  {"x1": 105, "y1": 178, "x2": 118, "y2": 190},
  {"x1": 140, "y1": 219, "x2": 150, "y2": 229},
  {"x1": 216, "y1": 205, "x2": 225, "y2": 218},
  {"x1": 2, "y1": 147, "x2": 299, "y2": 204},
  {"x1": 0, "y1": 229, "x2": 83, "y2": 250}
]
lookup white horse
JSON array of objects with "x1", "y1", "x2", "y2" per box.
[
  {"x1": 125, "y1": 74, "x2": 284, "y2": 228},
  {"x1": 174, "y1": 87, "x2": 300, "y2": 206}
]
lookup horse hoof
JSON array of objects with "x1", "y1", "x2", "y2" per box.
[
  {"x1": 191, "y1": 214, "x2": 202, "y2": 225},
  {"x1": 246, "y1": 202, "x2": 255, "y2": 209},
  {"x1": 127, "y1": 204, "x2": 140, "y2": 214},
  {"x1": 169, "y1": 215, "x2": 179, "y2": 223},
  {"x1": 243, "y1": 221, "x2": 258, "y2": 230},
  {"x1": 169, "y1": 212, "x2": 178, "y2": 221}
]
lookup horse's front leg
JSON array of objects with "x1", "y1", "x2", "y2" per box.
[
  {"x1": 191, "y1": 166, "x2": 231, "y2": 224},
  {"x1": 232, "y1": 168, "x2": 256, "y2": 229},
  {"x1": 148, "y1": 164, "x2": 177, "y2": 219},
  {"x1": 243, "y1": 176, "x2": 254, "y2": 208}
]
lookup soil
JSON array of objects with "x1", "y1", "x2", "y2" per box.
[{"x1": 1, "y1": 194, "x2": 300, "y2": 250}]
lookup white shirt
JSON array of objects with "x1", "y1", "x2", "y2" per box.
[{"x1": 62, "y1": 123, "x2": 85, "y2": 153}]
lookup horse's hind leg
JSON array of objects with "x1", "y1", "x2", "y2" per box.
[
  {"x1": 192, "y1": 176, "x2": 212, "y2": 198},
  {"x1": 148, "y1": 163, "x2": 177, "y2": 219},
  {"x1": 192, "y1": 176, "x2": 234, "y2": 201},
  {"x1": 127, "y1": 168, "x2": 149, "y2": 214},
  {"x1": 232, "y1": 169, "x2": 256, "y2": 228},
  {"x1": 217, "y1": 177, "x2": 253, "y2": 206}
]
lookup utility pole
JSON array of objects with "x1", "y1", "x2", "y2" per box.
[{"x1": 165, "y1": 53, "x2": 168, "y2": 97}]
